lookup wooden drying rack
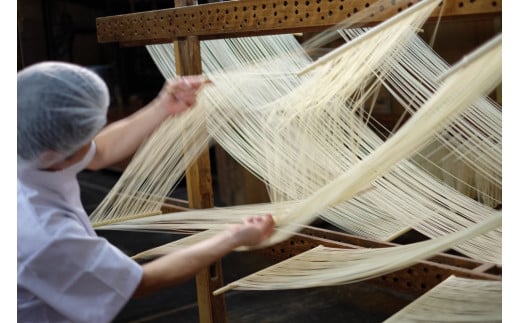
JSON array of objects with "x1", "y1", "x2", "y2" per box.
[{"x1": 96, "y1": 0, "x2": 502, "y2": 321}]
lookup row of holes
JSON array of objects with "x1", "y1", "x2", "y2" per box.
[
  {"x1": 101, "y1": 0, "x2": 499, "y2": 27},
  {"x1": 104, "y1": 0, "x2": 494, "y2": 27},
  {"x1": 266, "y1": 242, "x2": 448, "y2": 290},
  {"x1": 381, "y1": 268, "x2": 447, "y2": 290},
  {"x1": 99, "y1": 0, "x2": 499, "y2": 37}
]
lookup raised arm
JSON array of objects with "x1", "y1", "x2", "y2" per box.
[
  {"x1": 87, "y1": 76, "x2": 210, "y2": 170},
  {"x1": 133, "y1": 214, "x2": 275, "y2": 298}
]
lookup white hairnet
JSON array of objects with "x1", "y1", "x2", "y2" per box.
[{"x1": 17, "y1": 61, "x2": 109, "y2": 167}]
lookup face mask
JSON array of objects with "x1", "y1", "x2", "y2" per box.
[
  {"x1": 65, "y1": 141, "x2": 97, "y2": 174},
  {"x1": 29, "y1": 141, "x2": 97, "y2": 173}
]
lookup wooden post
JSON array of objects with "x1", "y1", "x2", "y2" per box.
[{"x1": 173, "y1": 1, "x2": 227, "y2": 322}]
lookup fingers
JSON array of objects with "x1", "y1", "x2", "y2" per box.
[
  {"x1": 182, "y1": 75, "x2": 212, "y2": 84},
  {"x1": 244, "y1": 214, "x2": 275, "y2": 237},
  {"x1": 175, "y1": 75, "x2": 212, "y2": 91}
]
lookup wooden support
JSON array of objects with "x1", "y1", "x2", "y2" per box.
[
  {"x1": 95, "y1": 0, "x2": 502, "y2": 317},
  {"x1": 252, "y1": 225, "x2": 501, "y2": 297},
  {"x1": 96, "y1": 0, "x2": 501, "y2": 46},
  {"x1": 173, "y1": 0, "x2": 227, "y2": 321}
]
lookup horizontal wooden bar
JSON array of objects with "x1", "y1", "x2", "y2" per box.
[
  {"x1": 96, "y1": 0, "x2": 501, "y2": 46},
  {"x1": 253, "y1": 225, "x2": 500, "y2": 296}
]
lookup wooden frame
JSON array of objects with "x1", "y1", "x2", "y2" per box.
[{"x1": 96, "y1": 1, "x2": 502, "y2": 321}]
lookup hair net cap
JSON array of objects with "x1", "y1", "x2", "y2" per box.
[{"x1": 18, "y1": 61, "x2": 109, "y2": 168}]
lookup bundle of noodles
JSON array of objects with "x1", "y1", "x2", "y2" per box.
[{"x1": 383, "y1": 276, "x2": 501, "y2": 322}]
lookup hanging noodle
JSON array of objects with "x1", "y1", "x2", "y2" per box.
[
  {"x1": 383, "y1": 276, "x2": 501, "y2": 322},
  {"x1": 91, "y1": 0, "x2": 501, "y2": 292}
]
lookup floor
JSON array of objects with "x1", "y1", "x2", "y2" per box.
[{"x1": 78, "y1": 169, "x2": 415, "y2": 323}]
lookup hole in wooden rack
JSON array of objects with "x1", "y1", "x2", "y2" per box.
[
  {"x1": 339, "y1": 5, "x2": 344, "y2": 10},
  {"x1": 365, "y1": 2, "x2": 370, "y2": 7},
  {"x1": 492, "y1": 1, "x2": 497, "y2": 6},
  {"x1": 458, "y1": 2, "x2": 464, "y2": 7}
]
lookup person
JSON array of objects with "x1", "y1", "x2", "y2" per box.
[{"x1": 17, "y1": 61, "x2": 275, "y2": 322}]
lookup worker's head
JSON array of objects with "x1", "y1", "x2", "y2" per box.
[{"x1": 17, "y1": 61, "x2": 109, "y2": 168}]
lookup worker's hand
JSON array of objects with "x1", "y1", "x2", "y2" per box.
[
  {"x1": 228, "y1": 214, "x2": 275, "y2": 247},
  {"x1": 157, "y1": 75, "x2": 212, "y2": 116}
]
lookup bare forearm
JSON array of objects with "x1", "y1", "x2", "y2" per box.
[
  {"x1": 87, "y1": 100, "x2": 168, "y2": 170},
  {"x1": 86, "y1": 76, "x2": 209, "y2": 170},
  {"x1": 134, "y1": 230, "x2": 238, "y2": 298}
]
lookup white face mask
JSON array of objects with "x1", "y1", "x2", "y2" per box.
[
  {"x1": 66, "y1": 141, "x2": 96, "y2": 173},
  {"x1": 29, "y1": 141, "x2": 96, "y2": 172},
  {"x1": 30, "y1": 151, "x2": 69, "y2": 169}
]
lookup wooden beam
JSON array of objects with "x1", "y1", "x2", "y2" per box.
[
  {"x1": 252, "y1": 225, "x2": 501, "y2": 296},
  {"x1": 172, "y1": 2, "x2": 227, "y2": 318},
  {"x1": 96, "y1": 0, "x2": 501, "y2": 46}
]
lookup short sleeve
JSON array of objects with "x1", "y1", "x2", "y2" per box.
[{"x1": 18, "y1": 218, "x2": 143, "y2": 323}]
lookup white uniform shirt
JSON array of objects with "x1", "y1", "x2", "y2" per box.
[{"x1": 17, "y1": 142, "x2": 143, "y2": 323}]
